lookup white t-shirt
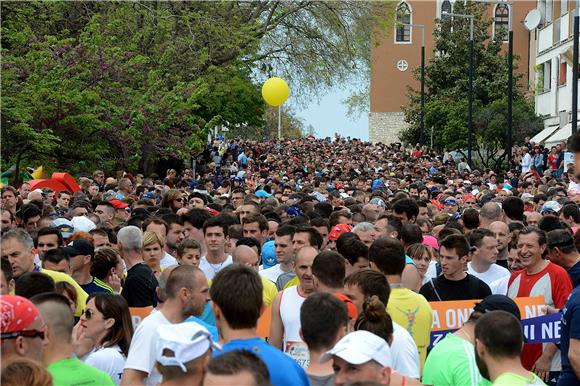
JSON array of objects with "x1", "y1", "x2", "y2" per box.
[
  {"x1": 199, "y1": 255, "x2": 233, "y2": 280},
  {"x1": 391, "y1": 322, "x2": 421, "y2": 379},
  {"x1": 124, "y1": 310, "x2": 170, "y2": 386},
  {"x1": 521, "y1": 153, "x2": 532, "y2": 173},
  {"x1": 259, "y1": 264, "x2": 284, "y2": 283},
  {"x1": 84, "y1": 345, "x2": 125, "y2": 385},
  {"x1": 423, "y1": 261, "x2": 438, "y2": 284},
  {"x1": 489, "y1": 275, "x2": 509, "y2": 295},
  {"x1": 467, "y1": 262, "x2": 510, "y2": 293},
  {"x1": 160, "y1": 252, "x2": 177, "y2": 269}
]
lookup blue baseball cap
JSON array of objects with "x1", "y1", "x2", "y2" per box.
[
  {"x1": 372, "y1": 179, "x2": 384, "y2": 190},
  {"x1": 261, "y1": 240, "x2": 277, "y2": 269},
  {"x1": 255, "y1": 189, "x2": 272, "y2": 198},
  {"x1": 287, "y1": 206, "x2": 303, "y2": 218}
]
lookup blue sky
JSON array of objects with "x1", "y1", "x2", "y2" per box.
[{"x1": 292, "y1": 88, "x2": 369, "y2": 141}]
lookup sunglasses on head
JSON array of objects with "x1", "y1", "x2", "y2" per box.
[{"x1": 1, "y1": 329, "x2": 45, "y2": 340}]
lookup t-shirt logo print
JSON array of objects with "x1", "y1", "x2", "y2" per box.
[{"x1": 396, "y1": 306, "x2": 420, "y2": 333}]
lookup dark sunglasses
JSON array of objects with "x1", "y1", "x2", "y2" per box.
[
  {"x1": 84, "y1": 309, "x2": 97, "y2": 320},
  {"x1": 1, "y1": 329, "x2": 45, "y2": 340}
]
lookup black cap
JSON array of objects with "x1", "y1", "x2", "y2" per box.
[
  {"x1": 63, "y1": 239, "x2": 94, "y2": 257},
  {"x1": 473, "y1": 295, "x2": 521, "y2": 321}
]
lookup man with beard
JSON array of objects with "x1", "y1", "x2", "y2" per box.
[
  {"x1": 489, "y1": 221, "x2": 511, "y2": 270},
  {"x1": 160, "y1": 214, "x2": 182, "y2": 267},
  {"x1": 474, "y1": 310, "x2": 545, "y2": 385},
  {"x1": 121, "y1": 265, "x2": 210, "y2": 386}
]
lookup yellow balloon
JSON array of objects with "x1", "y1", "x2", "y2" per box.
[{"x1": 262, "y1": 77, "x2": 290, "y2": 107}]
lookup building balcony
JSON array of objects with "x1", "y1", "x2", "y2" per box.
[{"x1": 538, "y1": 11, "x2": 576, "y2": 55}]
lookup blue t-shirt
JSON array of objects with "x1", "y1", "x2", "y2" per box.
[
  {"x1": 567, "y1": 261, "x2": 580, "y2": 288},
  {"x1": 183, "y1": 316, "x2": 219, "y2": 342},
  {"x1": 558, "y1": 286, "x2": 580, "y2": 386},
  {"x1": 217, "y1": 337, "x2": 309, "y2": 386},
  {"x1": 199, "y1": 302, "x2": 216, "y2": 326}
]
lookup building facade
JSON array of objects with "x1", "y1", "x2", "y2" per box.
[
  {"x1": 529, "y1": 0, "x2": 579, "y2": 148},
  {"x1": 369, "y1": 0, "x2": 539, "y2": 144}
]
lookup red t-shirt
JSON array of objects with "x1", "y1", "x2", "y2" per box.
[
  {"x1": 507, "y1": 261, "x2": 573, "y2": 369},
  {"x1": 548, "y1": 153, "x2": 558, "y2": 169},
  {"x1": 334, "y1": 293, "x2": 358, "y2": 321}
]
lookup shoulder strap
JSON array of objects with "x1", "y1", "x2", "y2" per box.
[{"x1": 430, "y1": 278, "x2": 442, "y2": 301}]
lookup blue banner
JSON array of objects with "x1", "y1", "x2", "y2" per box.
[{"x1": 429, "y1": 313, "x2": 561, "y2": 348}]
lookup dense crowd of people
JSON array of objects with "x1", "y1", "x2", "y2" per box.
[{"x1": 1, "y1": 134, "x2": 580, "y2": 386}]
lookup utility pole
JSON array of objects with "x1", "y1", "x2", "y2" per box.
[{"x1": 443, "y1": 12, "x2": 474, "y2": 166}]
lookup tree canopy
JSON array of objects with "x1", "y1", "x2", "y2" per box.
[
  {"x1": 401, "y1": 1, "x2": 542, "y2": 170},
  {"x1": 1, "y1": 1, "x2": 392, "y2": 175}
]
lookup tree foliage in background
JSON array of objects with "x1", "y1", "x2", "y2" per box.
[
  {"x1": 401, "y1": 1, "x2": 542, "y2": 170},
  {"x1": 1, "y1": 1, "x2": 391, "y2": 175}
]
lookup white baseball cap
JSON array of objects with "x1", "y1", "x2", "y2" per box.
[
  {"x1": 320, "y1": 330, "x2": 392, "y2": 368},
  {"x1": 156, "y1": 322, "x2": 220, "y2": 371},
  {"x1": 71, "y1": 216, "x2": 96, "y2": 233}
]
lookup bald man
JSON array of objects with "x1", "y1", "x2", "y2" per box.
[
  {"x1": 269, "y1": 246, "x2": 317, "y2": 366},
  {"x1": 479, "y1": 202, "x2": 502, "y2": 229},
  {"x1": 525, "y1": 211, "x2": 542, "y2": 227},
  {"x1": 232, "y1": 245, "x2": 260, "y2": 271},
  {"x1": 232, "y1": 245, "x2": 278, "y2": 307},
  {"x1": 489, "y1": 221, "x2": 510, "y2": 270}
]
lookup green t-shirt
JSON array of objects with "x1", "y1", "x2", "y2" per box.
[
  {"x1": 492, "y1": 372, "x2": 546, "y2": 386},
  {"x1": 422, "y1": 333, "x2": 491, "y2": 386},
  {"x1": 48, "y1": 357, "x2": 115, "y2": 386}
]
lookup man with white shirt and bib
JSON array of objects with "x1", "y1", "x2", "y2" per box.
[{"x1": 269, "y1": 246, "x2": 317, "y2": 366}]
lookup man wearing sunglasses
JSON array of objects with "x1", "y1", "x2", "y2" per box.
[
  {"x1": 31, "y1": 293, "x2": 114, "y2": 386},
  {"x1": 1, "y1": 295, "x2": 47, "y2": 362}
]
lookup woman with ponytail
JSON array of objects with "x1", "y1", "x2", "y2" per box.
[{"x1": 354, "y1": 296, "x2": 422, "y2": 385}]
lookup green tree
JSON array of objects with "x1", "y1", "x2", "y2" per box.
[
  {"x1": 401, "y1": 1, "x2": 542, "y2": 170},
  {"x1": 2, "y1": 1, "x2": 392, "y2": 175}
]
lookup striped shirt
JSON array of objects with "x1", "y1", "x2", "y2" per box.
[{"x1": 81, "y1": 277, "x2": 113, "y2": 295}]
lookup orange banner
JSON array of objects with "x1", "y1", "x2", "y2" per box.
[
  {"x1": 429, "y1": 296, "x2": 545, "y2": 331},
  {"x1": 129, "y1": 306, "x2": 154, "y2": 329}
]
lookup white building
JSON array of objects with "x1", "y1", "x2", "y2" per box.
[{"x1": 530, "y1": 0, "x2": 579, "y2": 148}]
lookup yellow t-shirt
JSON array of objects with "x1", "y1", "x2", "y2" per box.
[
  {"x1": 40, "y1": 268, "x2": 89, "y2": 317},
  {"x1": 261, "y1": 277, "x2": 278, "y2": 307},
  {"x1": 387, "y1": 287, "x2": 432, "y2": 370},
  {"x1": 208, "y1": 276, "x2": 276, "y2": 307},
  {"x1": 283, "y1": 276, "x2": 299, "y2": 289}
]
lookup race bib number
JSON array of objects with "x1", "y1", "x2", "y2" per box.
[{"x1": 285, "y1": 341, "x2": 310, "y2": 368}]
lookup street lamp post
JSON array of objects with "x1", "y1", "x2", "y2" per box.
[
  {"x1": 402, "y1": 24, "x2": 426, "y2": 147},
  {"x1": 573, "y1": 1, "x2": 579, "y2": 134},
  {"x1": 476, "y1": 0, "x2": 514, "y2": 171},
  {"x1": 443, "y1": 12, "x2": 474, "y2": 167}
]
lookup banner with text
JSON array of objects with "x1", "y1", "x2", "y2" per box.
[{"x1": 428, "y1": 296, "x2": 548, "y2": 348}]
